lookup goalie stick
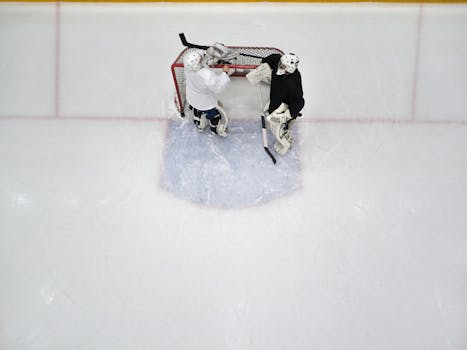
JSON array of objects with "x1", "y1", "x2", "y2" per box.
[
  {"x1": 258, "y1": 85, "x2": 276, "y2": 164},
  {"x1": 261, "y1": 115, "x2": 276, "y2": 164},
  {"x1": 179, "y1": 33, "x2": 265, "y2": 60}
]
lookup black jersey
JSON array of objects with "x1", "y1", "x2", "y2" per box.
[{"x1": 262, "y1": 54, "x2": 305, "y2": 118}]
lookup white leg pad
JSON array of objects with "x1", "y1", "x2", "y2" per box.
[
  {"x1": 199, "y1": 114, "x2": 207, "y2": 130},
  {"x1": 267, "y1": 119, "x2": 283, "y2": 140},
  {"x1": 267, "y1": 117, "x2": 292, "y2": 155},
  {"x1": 216, "y1": 104, "x2": 229, "y2": 137},
  {"x1": 274, "y1": 140, "x2": 291, "y2": 155},
  {"x1": 193, "y1": 112, "x2": 207, "y2": 131}
]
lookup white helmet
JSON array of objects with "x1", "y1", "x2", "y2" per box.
[
  {"x1": 277, "y1": 53, "x2": 299, "y2": 75},
  {"x1": 183, "y1": 50, "x2": 203, "y2": 71}
]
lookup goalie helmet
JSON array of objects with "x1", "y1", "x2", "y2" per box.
[
  {"x1": 277, "y1": 53, "x2": 300, "y2": 75},
  {"x1": 183, "y1": 50, "x2": 203, "y2": 72}
]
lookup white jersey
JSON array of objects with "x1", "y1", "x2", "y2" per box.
[{"x1": 185, "y1": 67, "x2": 230, "y2": 111}]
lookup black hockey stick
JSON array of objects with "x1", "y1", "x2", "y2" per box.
[
  {"x1": 257, "y1": 85, "x2": 276, "y2": 164},
  {"x1": 261, "y1": 115, "x2": 277, "y2": 164},
  {"x1": 179, "y1": 33, "x2": 265, "y2": 60},
  {"x1": 179, "y1": 33, "x2": 209, "y2": 50}
]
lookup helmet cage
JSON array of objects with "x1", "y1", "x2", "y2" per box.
[
  {"x1": 279, "y1": 53, "x2": 299, "y2": 74},
  {"x1": 183, "y1": 50, "x2": 203, "y2": 72}
]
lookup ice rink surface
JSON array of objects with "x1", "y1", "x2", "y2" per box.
[{"x1": 1, "y1": 2, "x2": 467, "y2": 349}]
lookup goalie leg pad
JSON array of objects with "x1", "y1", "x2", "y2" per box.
[
  {"x1": 205, "y1": 107, "x2": 228, "y2": 137},
  {"x1": 192, "y1": 107, "x2": 207, "y2": 131},
  {"x1": 274, "y1": 139, "x2": 291, "y2": 155},
  {"x1": 266, "y1": 105, "x2": 293, "y2": 155},
  {"x1": 273, "y1": 126, "x2": 292, "y2": 155},
  {"x1": 215, "y1": 104, "x2": 229, "y2": 137}
]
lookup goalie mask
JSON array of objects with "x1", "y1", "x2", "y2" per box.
[
  {"x1": 183, "y1": 50, "x2": 203, "y2": 72},
  {"x1": 277, "y1": 53, "x2": 299, "y2": 75}
]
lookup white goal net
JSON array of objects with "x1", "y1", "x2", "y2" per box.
[{"x1": 171, "y1": 46, "x2": 284, "y2": 117}]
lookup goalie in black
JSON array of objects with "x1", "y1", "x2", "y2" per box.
[{"x1": 247, "y1": 53, "x2": 305, "y2": 155}]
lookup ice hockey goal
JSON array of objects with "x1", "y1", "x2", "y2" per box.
[{"x1": 171, "y1": 46, "x2": 284, "y2": 117}]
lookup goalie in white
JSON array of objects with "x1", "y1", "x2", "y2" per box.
[
  {"x1": 247, "y1": 53, "x2": 304, "y2": 155},
  {"x1": 183, "y1": 49, "x2": 231, "y2": 137}
]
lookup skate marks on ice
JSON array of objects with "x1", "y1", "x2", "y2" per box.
[{"x1": 161, "y1": 118, "x2": 300, "y2": 209}]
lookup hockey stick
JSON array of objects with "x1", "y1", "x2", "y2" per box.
[
  {"x1": 179, "y1": 33, "x2": 209, "y2": 50},
  {"x1": 261, "y1": 115, "x2": 276, "y2": 164},
  {"x1": 179, "y1": 33, "x2": 265, "y2": 60},
  {"x1": 258, "y1": 85, "x2": 276, "y2": 164}
]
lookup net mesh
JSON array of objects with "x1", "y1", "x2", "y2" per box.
[{"x1": 171, "y1": 46, "x2": 284, "y2": 115}]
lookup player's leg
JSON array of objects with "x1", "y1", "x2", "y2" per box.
[
  {"x1": 266, "y1": 103, "x2": 293, "y2": 155},
  {"x1": 205, "y1": 107, "x2": 228, "y2": 137},
  {"x1": 191, "y1": 106, "x2": 207, "y2": 131}
]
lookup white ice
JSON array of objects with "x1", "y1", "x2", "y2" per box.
[{"x1": 1, "y1": 2, "x2": 467, "y2": 350}]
